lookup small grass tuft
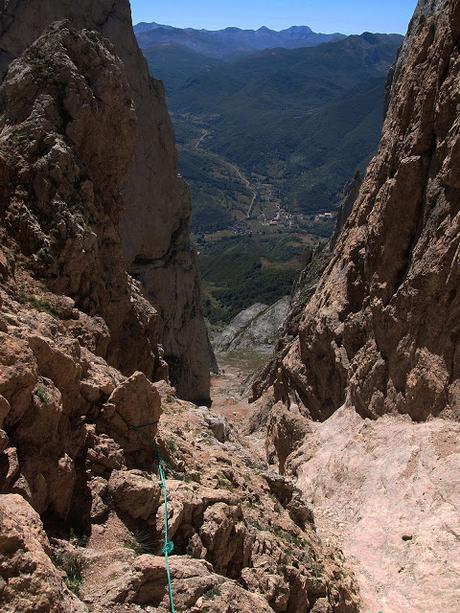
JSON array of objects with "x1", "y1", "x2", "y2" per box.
[
  {"x1": 165, "y1": 438, "x2": 177, "y2": 454},
  {"x1": 124, "y1": 530, "x2": 154, "y2": 556},
  {"x1": 53, "y1": 551, "x2": 85, "y2": 597},
  {"x1": 199, "y1": 431, "x2": 214, "y2": 446},
  {"x1": 29, "y1": 297, "x2": 59, "y2": 318},
  {"x1": 245, "y1": 518, "x2": 308, "y2": 550},
  {"x1": 169, "y1": 469, "x2": 195, "y2": 483},
  {"x1": 17, "y1": 291, "x2": 59, "y2": 318},
  {"x1": 272, "y1": 526, "x2": 308, "y2": 549},
  {"x1": 203, "y1": 580, "x2": 224, "y2": 601},
  {"x1": 216, "y1": 474, "x2": 235, "y2": 492},
  {"x1": 35, "y1": 386, "x2": 48, "y2": 403}
]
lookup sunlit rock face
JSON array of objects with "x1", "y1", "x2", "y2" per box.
[
  {"x1": 249, "y1": 2, "x2": 460, "y2": 610},
  {"x1": 253, "y1": 0, "x2": 460, "y2": 423}
]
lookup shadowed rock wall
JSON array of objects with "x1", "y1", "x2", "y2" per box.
[{"x1": 0, "y1": 0, "x2": 211, "y2": 402}]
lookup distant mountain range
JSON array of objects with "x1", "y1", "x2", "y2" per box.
[{"x1": 134, "y1": 22, "x2": 346, "y2": 59}]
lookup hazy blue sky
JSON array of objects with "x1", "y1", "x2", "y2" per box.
[{"x1": 130, "y1": 0, "x2": 418, "y2": 34}]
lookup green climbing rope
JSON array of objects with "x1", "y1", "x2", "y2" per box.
[
  {"x1": 128, "y1": 422, "x2": 176, "y2": 613},
  {"x1": 159, "y1": 458, "x2": 175, "y2": 613}
]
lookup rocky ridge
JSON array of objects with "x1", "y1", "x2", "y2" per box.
[
  {"x1": 0, "y1": 6, "x2": 359, "y2": 613},
  {"x1": 134, "y1": 23, "x2": 346, "y2": 60},
  {"x1": 0, "y1": 0, "x2": 212, "y2": 403},
  {"x1": 253, "y1": 0, "x2": 460, "y2": 423}
]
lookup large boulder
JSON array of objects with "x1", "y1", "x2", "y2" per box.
[
  {"x1": 108, "y1": 469, "x2": 161, "y2": 521},
  {"x1": 0, "y1": 494, "x2": 87, "y2": 612},
  {"x1": 100, "y1": 371, "x2": 161, "y2": 456}
]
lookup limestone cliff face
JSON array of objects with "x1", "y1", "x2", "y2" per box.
[
  {"x1": 0, "y1": 18, "x2": 164, "y2": 519},
  {"x1": 0, "y1": 20, "x2": 166, "y2": 381},
  {"x1": 330, "y1": 171, "x2": 362, "y2": 249},
  {"x1": 251, "y1": 248, "x2": 330, "y2": 406},
  {"x1": 253, "y1": 0, "x2": 460, "y2": 422},
  {"x1": 0, "y1": 0, "x2": 211, "y2": 402}
]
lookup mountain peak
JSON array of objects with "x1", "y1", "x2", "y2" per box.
[{"x1": 284, "y1": 25, "x2": 313, "y2": 34}]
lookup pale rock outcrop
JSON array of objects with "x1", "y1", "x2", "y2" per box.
[
  {"x1": 216, "y1": 297, "x2": 290, "y2": 354},
  {"x1": 288, "y1": 407, "x2": 460, "y2": 613},
  {"x1": 205, "y1": 413, "x2": 231, "y2": 442},
  {"x1": 215, "y1": 303, "x2": 269, "y2": 352}
]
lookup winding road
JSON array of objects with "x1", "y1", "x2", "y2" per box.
[
  {"x1": 225, "y1": 160, "x2": 258, "y2": 218},
  {"x1": 194, "y1": 128, "x2": 209, "y2": 150},
  {"x1": 191, "y1": 126, "x2": 258, "y2": 217}
]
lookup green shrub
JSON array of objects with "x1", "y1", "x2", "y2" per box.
[
  {"x1": 203, "y1": 580, "x2": 224, "y2": 601},
  {"x1": 29, "y1": 297, "x2": 58, "y2": 318}
]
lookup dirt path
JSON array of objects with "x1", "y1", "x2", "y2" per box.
[
  {"x1": 194, "y1": 128, "x2": 209, "y2": 150},
  {"x1": 210, "y1": 355, "x2": 255, "y2": 426},
  {"x1": 210, "y1": 351, "x2": 268, "y2": 458}
]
